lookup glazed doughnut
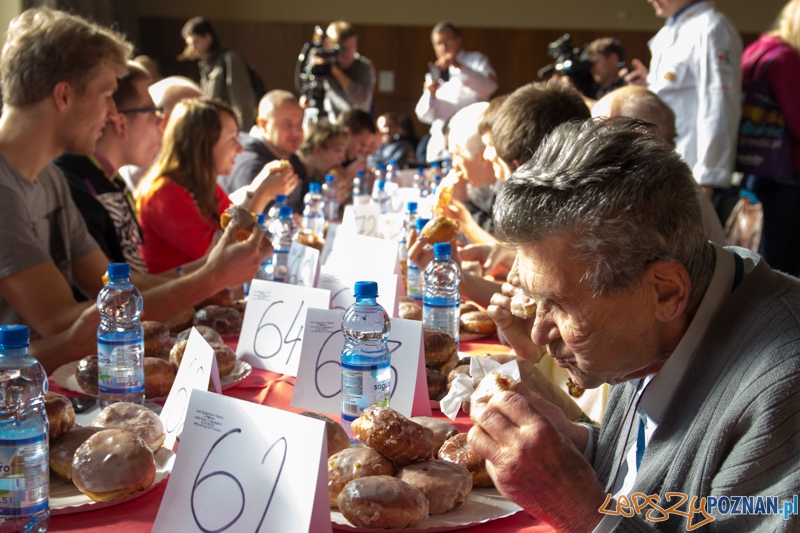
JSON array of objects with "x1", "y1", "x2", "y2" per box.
[
  {"x1": 144, "y1": 357, "x2": 175, "y2": 398},
  {"x1": 351, "y1": 406, "x2": 434, "y2": 466},
  {"x1": 45, "y1": 391, "x2": 75, "y2": 439},
  {"x1": 162, "y1": 307, "x2": 195, "y2": 333},
  {"x1": 423, "y1": 328, "x2": 457, "y2": 367},
  {"x1": 398, "y1": 301, "x2": 422, "y2": 321},
  {"x1": 328, "y1": 447, "x2": 394, "y2": 508},
  {"x1": 460, "y1": 311, "x2": 497, "y2": 335},
  {"x1": 395, "y1": 459, "x2": 472, "y2": 514},
  {"x1": 438, "y1": 351, "x2": 461, "y2": 376},
  {"x1": 220, "y1": 204, "x2": 256, "y2": 242},
  {"x1": 72, "y1": 429, "x2": 156, "y2": 502},
  {"x1": 75, "y1": 355, "x2": 98, "y2": 396},
  {"x1": 510, "y1": 291, "x2": 536, "y2": 319},
  {"x1": 410, "y1": 417, "x2": 458, "y2": 458},
  {"x1": 420, "y1": 216, "x2": 459, "y2": 243},
  {"x1": 171, "y1": 340, "x2": 237, "y2": 377},
  {"x1": 92, "y1": 402, "x2": 166, "y2": 452},
  {"x1": 299, "y1": 411, "x2": 351, "y2": 458},
  {"x1": 337, "y1": 476, "x2": 428, "y2": 529},
  {"x1": 193, "y1": 305, "x2": 242, "y2": 335},
  {"x1": 142, "y1": 321, "x2": 170, "y2": 358},
  {"x1": 439, "y1": 433, "x2": 493, "y2": 487},
  {"x1": 175, "y1": 325, "x2": 223, "y2": 346},
  {"x1": 426, "y1": 368, "x2": 448, "y2": 401},
  {"x1": 50, "y1": 426, "x2": 103, "y2": 482},
  {"x1": 459, "y1": 302, "x2": 481, "y2": 315}
]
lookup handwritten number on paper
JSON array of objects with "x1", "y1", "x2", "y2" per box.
[
  {"x1": 355, "y1": 214, "x2": 377, "y2": 236},
  {"x1": 253, "y1": 300, "x2": 305, "y2": 365},
  {"x1": 313, "y1": 334, "x2": 401, "y2": 398}
]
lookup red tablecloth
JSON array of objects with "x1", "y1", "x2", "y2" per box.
[{"x1": 46, "y1": 340, "x2": 553, "y2": 533}]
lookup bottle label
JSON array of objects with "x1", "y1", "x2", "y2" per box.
[
  {"x1": 407, "y1": 263, "x2": 422, "y2": 302},
  {"x1": 341, "y1": 364, "x2": 391, "y2": 418},
  {"x1": 97, "y1": 337, "x2": 145, "y2": 395},
  {"x1": 0, "y1": 434, "x2": 48, "y2": 515}
]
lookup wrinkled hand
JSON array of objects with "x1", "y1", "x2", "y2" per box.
[
  {"x1": 622, "y1": 58, "x2": 648, "y2": 86},
  {"x1": 487, "y1": 257, "x2": 541, "y2": 362},
  {"x1": 468, "y1": 389, "x2": 604, "y2": 531},
  {"x1": 252, "y1": 160, "x2": 299, "y2": 198},
  {"x1": 205, "y1": 221, "x2": 273, "y2": 288},
  {"x1": 460, "y1": 243, "x2": 516, "y2": 280}
]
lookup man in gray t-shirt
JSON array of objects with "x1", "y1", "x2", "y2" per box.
[{"x1": 321, "y1": 20, "x2": 376, "y2": 123}]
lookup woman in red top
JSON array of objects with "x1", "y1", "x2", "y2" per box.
[
  {"x1": 136, "y1": 99, "x2": 295, "y2": 273},
  {"x1": 741, "y1": 0, "x2": 800, "y2": 275}
]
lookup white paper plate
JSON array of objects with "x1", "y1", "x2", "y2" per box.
[
  {"x1": 50, "y1": 447, "x2": 175, "y2": 515},
  {"x1": 52, "y1": 359, "x2": 253, "y2": 399},
  {"x1": 331, "y1": 487, "x2": 521, "y2": 532}
]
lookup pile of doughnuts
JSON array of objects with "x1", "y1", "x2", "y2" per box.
[
  {"x1": 331, "y1": 405, "x2": 485, "y2": 529},
  {"x1": 423, "y1": 327, "x2": 459, "y2": 401},
  {"x1": 49, "y1": 402, "x2": 166, "y2": 502}
]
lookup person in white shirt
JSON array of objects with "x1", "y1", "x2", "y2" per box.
[
  {"x1": 625, "y1": 0, "x2": 742, "y2": 208},
  {"x1": 415, "y1": 21, "x2": 497, "y2": 164}
]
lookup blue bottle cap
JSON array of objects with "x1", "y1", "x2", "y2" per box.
[
  {"x1": 407, "y1": 201, "x2": 418, "y2": 213},
  {"x1": 275, "y1": 194, "x2": 287, "y2": 203},
  {"x1": 325, "y1": 174, "x2": 335, "y2": 182},
  {"x1": 390, "y1": 159, "x2": 398, "y2": 166},
  {"x1": 310, "y1": 182, "x2": 321, "y2": 192},
  {"x1": 417, "y1": 167, "x2": 424, "y2": 173},
  {"x1": 377, "y1": 180, "x2": 386, "y2": 191},
  {"x1": 378, "y1": 164, "x2": 386, "y2": 171},
  {"x1": 416, "y1": 218, "x2": 430, "y2": 231},
  {"x1": 354, "y1": 281, "x2": 378, "y2": 298},
  {"x1": 0, "y1": 325, "x2": 29, "y2": 348},
  {"x1": 434, "y1": 175, "x2": 442, "y2": 183},
  {"x1": 256, "y1": 213, "x2": 266, "y2": 225},
  {"x1": 357, "y1": 170, "x2": 365, "y2": 177},
  {"x1": 431, "y1": 161, "x2": 441, "y2": 168},
  {"x1": 107, "y1": 263, "x2": 130, "y2": 279},
  {"x1": 279, "y1": 205, "x2": 293, "y2": 218},
  {"x1": 434, "y1": 242, "x2": 451, "y2": 257}
]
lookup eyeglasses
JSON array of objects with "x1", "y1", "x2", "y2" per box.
[{"x1": 118, "y1": 106, "x2": 164, "y2": 119}]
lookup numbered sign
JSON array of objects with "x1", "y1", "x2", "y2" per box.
[
  {"x1": 238, "y1": 280, "x2": 330, "y2": 376},
  {"x1": 316, "y1": 265, "x2": 398, "y2": 317},
  {"x1": 291, "y1": 308, "x2": 431, "y2": 418},
  {"x1": 159, "y1": 327, "x2": 216, "y2": 450},
  {"x1": 287, "y1": 241, "x2": 320, "y2": 287},
  {"x1": 324, "y1": 232, "x2": 399, "y2": 276},
  {"x1": 341, "y1": 203, "x2": 380, "y2": 237},
  {"x1": 153, "y1": 391, "x2": 332, "y2": 533}
]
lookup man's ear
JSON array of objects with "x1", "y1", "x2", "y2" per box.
[
  {"x1": 52, "y1": 81, "x2": 72, "y2": 112},
  {"x1": 109, "y1": 112, "x2": 127, "y2": 138},
  {"x1": 256, "y1": 116, "x2": 267, "y2": 131},
  {"x1": 648, "y1": 260, "x2": 691, "y2": 323}
]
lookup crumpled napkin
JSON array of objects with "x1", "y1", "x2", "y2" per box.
[{"x1": 439, "y1": 357, "x2": 521, "y2": 420}]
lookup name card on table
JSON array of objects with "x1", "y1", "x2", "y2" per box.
[
  {"x1": 238, "y1": 279, "x2": 330, "y2": 377},
  {"x1": 153, "y1": 390, "x2": 331, "y2": 533},
  {"x1": 291, "y1": 308, "x2": 431, "y2": 418},
  {"x1": 287, "y1": 241, "x2": 320, "y2": 287},
  {"x1": 341, "y1": 203, "x2": 380, "y2": 237},
  {"x1": 159, "y1": 327, "x2": 217, "y2": 450},
  {"x1": 317, "y1": 264, "x2": 398, "y2": 317},
  {"x1": 319, "y1": 223, "x2": 339, "y2": 266},
  {"x1": 325, "y1": 232, "x2": 398, "y2": 276}
]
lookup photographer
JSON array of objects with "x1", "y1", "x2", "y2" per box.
[
  {"x1": 317, "y1": 21, "x2": 376, "y2": 123},
  {"x1": 585, "y1": 38, "x2": 627, "y2": 100}
]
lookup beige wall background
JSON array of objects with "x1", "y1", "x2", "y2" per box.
[{"x1": 135, "y1": 0, "x2": 786, "y2": 34}]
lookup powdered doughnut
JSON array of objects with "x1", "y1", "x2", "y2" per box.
[
  {"x1": 337, "y1": 475, "x2": 429, "y2": 529},
  {"x1": 410, "y1": 417, "x2": 458, "y2": 458},
  {"x1": 45, "y1": 391, "x2": 75, "y2": 439},
  {"x1": 75, "y1": 355, "x2": 99, "y2": 395},
  {"x1": 50, "y1": 426, "x2": 103, "y2": 482},
  {"x1": 439, "y1": 433, "x2": 493, "y2": 487},
  {"x1": 328, "y1": 447, "x2": 394, "y2": 508},
  {"x1": 142, "y1": 321, "x2": 170, "y2": 358},
  {"x1": 395, "y1": 459, "x2": 472, "y2": 514},
  {"x1": 299, "y1": 411, "x2": 351, "y2": 458},
  {"x1": 351, "y1": 406, "x2": 434, "y2": 465},
  {"x1": 510, "y1": 292, "x2": 536, "y2": 319},
  {"x1": 72, "y1": 429, "x2": 155, "y2": 502},
  {"x1": 92, "y1": 402, "x2": 166, "y2": 452}
]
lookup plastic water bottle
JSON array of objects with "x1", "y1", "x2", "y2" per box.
[
  {"x1": 428, "y1": 161, "x2": 442, "y2": 184},
  {"x1": 414, "y1": 167, "x2": 429, "y2": 198},
  {"x1": 322, "y1": 174, "x2": 339, "y2": 223},
  {"x1": 441, "y1": 157, "x2": 452, "y2": 177},
  {"x1": 353, "y1": 170, "x2": 369, "y2": 205},
  {"x1": 340, "y1": 281, "x2": 391, "y2": 440},
  {"x1": 407, "y1": 217, "x2": 429, "y2": 304},
  {"x1": 266, "y1": 194, "x2": 287, "y2": 225},
  {"x1": 0, "y1": 325, "x2": 49, "y2": 533},
  {"x1": 97, "y1": 263, "x2": 145, "y2": 407},
  {"x1": 386, "y1": 159, "x2": 400, "y2": 183},
  {"x1": 254, "y1": 214, "x2": 272, "y2": 282},
  {"x1": 269, "y1": 205, "x2": 296, "y2": 283},
  {"x1": 423, "y1": 243, "x2": 461, "y2": 347},
  {"x1": 302, "y1": 182, "x2": 325, "y2": 238},
  {"x1": 398, "y1": 202, "x2": 419, "y2": 293},
  {"x1": 373, "y1": 164, "x2": 385, "y2": 190},
  {"x1": 431, "y1": 174, "x2": 443, "y2": 196},
  {"x1": 372, "y1": 180, "x2": 390, "y2": 214}
]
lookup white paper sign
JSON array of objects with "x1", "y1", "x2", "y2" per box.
[
  {"x1": 317, "y1": 264, "x2": 398, "y2": 317},
  {"x1": 319, "y1": 223, "x2": 339, "y2": 266},
  {"x1": 341, "y1": 203, "x2": 380, "y2": 237},
  {"x1": 159, "y1": 327, "x2": 216, "y2": 450},
  {"x1": 324, "y1": 232, "x2": 398, "y2": 275},
  {"x1": 287, "y1": 241, "x2": 320, "y2": 287},
  {"x1": 291, "y1": 308, "x2": 431, "y2": 418},
  {"x1": 153, "y1": 390, "x2": 331, "y2": 533},
  {"x1": 238, "y1": 279, "x2": 330, "y2": 376}
]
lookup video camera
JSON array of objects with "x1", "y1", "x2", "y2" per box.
[
  {"x1": 542, "y1": 34, "x2": 594, "y2": 98},
  {"x1": 295, "y1": 26, "x2": 341, "y2": 124}
]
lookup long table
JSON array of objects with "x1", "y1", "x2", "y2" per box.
[{"x1": 46, "y1": 339, "x2": 553, "y2": 532}]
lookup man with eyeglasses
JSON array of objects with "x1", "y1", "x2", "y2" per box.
[{"x1": 55, "y1": 61, "x2": 163, "y2": 275}]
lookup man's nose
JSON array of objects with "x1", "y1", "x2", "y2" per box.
[{"x1": 530, "y1": 305, "x2": 560, "y2": 346}]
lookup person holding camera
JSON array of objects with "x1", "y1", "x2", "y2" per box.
[
  {"x1": 415, "y1": 21, "x2": 498, "y2": 164},
  {"x1": 318, "y1": 20, "x2": 376, "y2": 123},
  {"x1": 585, "y1": 38, "x2": 627, "y2": 100}
]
